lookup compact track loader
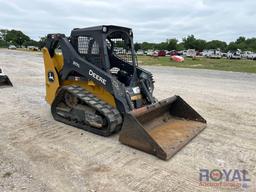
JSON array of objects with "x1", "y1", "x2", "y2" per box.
[
  {"x1": 0, "y1": 68, "x2": 12, "y2": 87},
  {"x1": 43, "y1": 25, "x2": 206, "y2": 160}
]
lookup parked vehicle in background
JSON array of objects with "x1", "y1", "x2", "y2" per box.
[
  {"x1": 186, "y1": 49, "x2": 196, "y2": 58},
  {"x1": 27, "y1": 46, "x2": 39, "y2": 51},
  {"x1": 170, "y1": 50, "x2": 178, "y2": 56},
  {"x1": 221, "y1": 52, "x2": 227, "y2": 58},
  {"x1": 151, "y1": 50, "x2": 166, "y2": 57},
  {"x1": 136, "y1": 49, "x2": 145, "y2": 55},
  {"x1": 8, "y1": 45, "x2": 16, "y2": 50},
  {"x1": 181, "y1": 50, "x2": 187, "y2": 56},
  {"x1": 152, "y1": 51, "x2": 158, "y2": 57},
  {"x1": 202, "y1": 50, "x2": 207, "y2": 57},
  {"x1": 242, "y1": 51, "x2": 256, "y2": 60},
  {"x1": 157, "y1": 50, "x2": 166, "y2": 56},
  {"x1": 242, "y1": 51, "x2": 252, "y2": 59},
  {"x1": 203, "y1": 49, "x2": 222, "y2": 59},
  {"x1": 196, "y1": 51, "x2": 203, "y2": 56},
  {"x1": 165, "y1": 50, "x2": 170, "y2": 56},
  {"x1": 247, "y1": 52, "x2": 256, "y2": 60},
  {"x1": 176, "y1": 51, "x2": 183, "y2": 56},
  {"x1": 146, "y1": 50, "x2": 154, "y2": 56},
  {"x1": 227, "y1": 49, "x2": 242, "y2": 59}
]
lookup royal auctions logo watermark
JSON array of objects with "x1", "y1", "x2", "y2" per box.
[{"x1": 199, "y1": 169, "x2": 251, "y2": 189}]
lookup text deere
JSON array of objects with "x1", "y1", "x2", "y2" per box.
[{"x1": 89, "y1": 69, "x2": 106, "y2": 85}]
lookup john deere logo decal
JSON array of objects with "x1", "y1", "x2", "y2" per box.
[{"x1": 48, "y1": 71, "x2": 54, "y2": 82}]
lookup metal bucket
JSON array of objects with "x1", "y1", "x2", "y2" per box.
[
  {"x1": 0, "y1": 69, "x2": 13, "y2": 87},
  {"x1": 119, "y1": 96, "x2": 206, "y2": 160}
]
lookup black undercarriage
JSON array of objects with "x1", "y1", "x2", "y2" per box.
[{"x1": 51, "y1": 85, "x2": 122, "y2": 136}]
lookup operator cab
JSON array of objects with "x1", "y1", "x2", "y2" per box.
[
  {"x1": 106, "y1": 30, "x2": 137, "y2": 87},
  {"x1": 70, "y1": 25, "x2": 138, "y2": 87}
]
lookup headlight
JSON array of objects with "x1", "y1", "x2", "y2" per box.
[
  {"x1": 129, "y1": 30, "x2": 133, "y2": 36},
  {"x1": 102, "y1": 26, "x2": 108, "y2": 33},
  {"x1": 132, "y1": 86, "x2": 140, "y2": 94}
]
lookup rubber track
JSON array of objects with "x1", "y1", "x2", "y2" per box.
[{"x1": 51, "y1": 85, "x2": 123, "y2": 136}]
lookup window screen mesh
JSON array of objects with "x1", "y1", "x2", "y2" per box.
[
  {"x1": 77, "y1": 36, "x2": 101, "y2": 65},
  {"x1": 110, "y1": 38, "x2": 135, "y2": 64}
]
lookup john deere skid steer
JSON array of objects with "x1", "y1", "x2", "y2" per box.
[
  {"x1": 43, "y1": 25, "x2": 206, "y2": 160},
  {"x1": 0, "y1": 68, "x2": 12, "y2": 87}
]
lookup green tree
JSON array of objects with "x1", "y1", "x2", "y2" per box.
[
  {"x1": 38, "y1": 36, "x2": 47, "y2": 49},
  {"x1": 5, "y1": 30, "x2": 30, "y2": 47},
  {"x1": 23, "y1": 40, "x2": 39, "y2": 47},
  {"x1": 194, "y1": 39, "x2": 207, "y2": 51},
  {"x1": 0, "y1": 29, "x2": 8, "y2": 40},
  {"x1": 236, "y1": 36, "x2": 246, "y2": 44},
  {"x1": 227, "y1": 42, "x2": 239, "y2": 51},
  {"x1": 155, "y1": 42, "x2": 168, "y2": 50},
  {"x1": 182, "y1": 35, "x2": 207, "y2": 51},
  {"x1": 0, "y1": 40, "x2": 6, "y2": 47},
  {"x1": 206, "y1": 40, "x2": 227, "y2": 51},
  {"x1": 141, "y1": 42, "x2": 155, "y2": 50},
  {"x1": 0, "y1": 29, "x2": 8, "y2": 47},
  {"x1": 177, "y1": 42, "x2": 185, "y2": 51},
  {"x1": 182, "y1": 35, "x2": 197, "y2": 49},
  {"x1": 245, "y1": 38, "x2": 256, "y2": 51},
  {"x1": 134, "y1": 42, "x2": 141, "y2": 51},
  {"x1": 166, "y1": 39, "x2": 178, "y2": 50}
]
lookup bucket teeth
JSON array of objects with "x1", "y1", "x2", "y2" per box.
[{"x1": 119, "y1": 96, "x2": 206, "y2": 160}]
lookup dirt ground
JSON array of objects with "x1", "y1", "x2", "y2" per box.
[{"x1": 0, "y1": 49, "x2": 255, "y2": 192}]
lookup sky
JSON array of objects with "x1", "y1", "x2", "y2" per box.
[{"x1": 0, "y1": 0, "x2": 255, "y2": 43}]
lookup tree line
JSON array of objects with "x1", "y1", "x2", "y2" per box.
[
  {"x1": 134, "y1": 35, "x2": 256, "y2": 52},
  {"x1": 1, "y1": 29, "x2": 256, "y2": 52},
  {"x1": 0, "y1": 29, "x2": 45, "y2": 48}
]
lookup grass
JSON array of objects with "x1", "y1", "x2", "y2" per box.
[
  {"x1": 2, "y1": 48, "x2": 255, "y2": 73},
  {"x1": 138, "y1": 56, "x2": 256, "y2": 73}
]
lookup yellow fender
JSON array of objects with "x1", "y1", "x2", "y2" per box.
[
  {"x1": 43, "y1": 48, "x2": 116, "y2": 107},
  {"x1": 43, "y1": 48, "x2": 60, "y2": 104}
]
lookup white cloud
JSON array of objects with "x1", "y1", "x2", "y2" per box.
[{"x1": 0, "y1": 0, "x2": 255, "y2": 42}]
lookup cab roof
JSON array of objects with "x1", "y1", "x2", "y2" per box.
[{"x1": 71, "y1": 25, "x2": 132, "y2": 34}]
